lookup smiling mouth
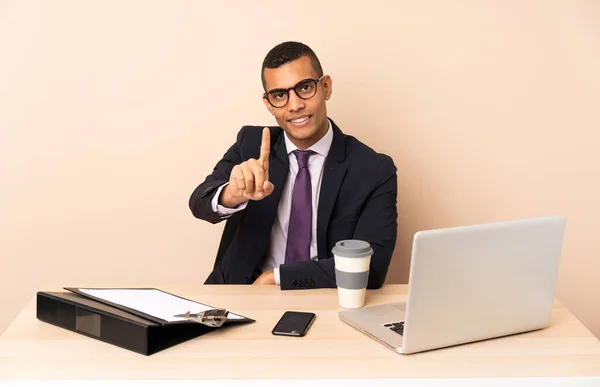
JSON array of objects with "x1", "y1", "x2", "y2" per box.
[{"x1": 288, "y1": 115, "x2": 311, "y2": 125}]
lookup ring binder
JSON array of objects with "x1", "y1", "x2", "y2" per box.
[{"x1": 36, "y1": 288, "x2": 255, "y2": 355}]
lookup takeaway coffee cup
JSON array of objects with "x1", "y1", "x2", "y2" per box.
[{"x1": 332, "y1": 240, "x2": 374, "y2": 308}]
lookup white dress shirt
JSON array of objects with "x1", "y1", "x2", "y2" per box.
[{"x1": 211, "y1": 120, "x2": 334, "y2": 285}]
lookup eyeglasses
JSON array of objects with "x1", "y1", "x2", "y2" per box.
[{"x1": 263, "y1": 75, "x2": 326, "y2": 108}]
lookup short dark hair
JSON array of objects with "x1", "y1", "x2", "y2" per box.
[{"x1": 261, "y1": 41, "x2": 324, "y2": 90}]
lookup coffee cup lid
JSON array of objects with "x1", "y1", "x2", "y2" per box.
[{"x1": 332, "y1": 240, "x2": 374, "y2": 258}]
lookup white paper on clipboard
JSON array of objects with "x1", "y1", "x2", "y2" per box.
[{"x1": 76, "y1": 288, "x2": 244, "y2": 323}]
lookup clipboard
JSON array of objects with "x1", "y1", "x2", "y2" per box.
[
  {"x1": 36, "y1": 289, "x2": 255, "y2": 355},
  {"x1": 64, "y1": 287, "x2": 255, "y2": 327}
]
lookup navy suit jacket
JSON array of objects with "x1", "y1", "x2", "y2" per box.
[{"x1": 189, "y1": 119, "x2": 398, "y2": 290}]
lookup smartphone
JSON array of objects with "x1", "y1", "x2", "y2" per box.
[{"x1": 271, "y1": 311, "x2": 316, "y2": 337}]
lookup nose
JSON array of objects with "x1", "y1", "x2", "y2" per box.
[{"x1": 287, "y1": 89, "x2": 305, "y2": 112}]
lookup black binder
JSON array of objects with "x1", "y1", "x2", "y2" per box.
[{"x1": 36, "y1": 289, "x2": 254, "y2": 356}]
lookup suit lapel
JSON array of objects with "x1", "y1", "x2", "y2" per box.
[{"x1": 317, "y1": 121, "x2": 347, "y2": 260}]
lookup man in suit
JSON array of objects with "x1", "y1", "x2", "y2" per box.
[{"x1": 189, "y1": 41, "x2": 398, "y2": 290}]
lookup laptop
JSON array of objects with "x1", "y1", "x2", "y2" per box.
[{"x1": 339, "y1": 215, "x2": 566, "y2": 354}]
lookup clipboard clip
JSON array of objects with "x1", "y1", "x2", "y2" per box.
[{"x1": 173, "y1": 309, "x2": 229, "y2": 327}]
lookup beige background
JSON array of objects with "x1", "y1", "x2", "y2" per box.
[{"x1": 1, "y1": 0, "x2": 599, "y2": 338}]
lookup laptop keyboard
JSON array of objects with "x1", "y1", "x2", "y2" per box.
[{"x1": 384, "y1": 321, "x2": 404, "y2": 336}]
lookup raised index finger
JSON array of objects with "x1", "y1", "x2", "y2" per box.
[{"x1": 259, "y1": 127, "x2": 270, "y2": 170}]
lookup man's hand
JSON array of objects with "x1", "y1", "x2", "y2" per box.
[
  {"x1": 253, "y1": 269, "x2": 276, "y2": 285},
  {"x1": 219, "y1": 127, "x2": 274, "y2": 208}
]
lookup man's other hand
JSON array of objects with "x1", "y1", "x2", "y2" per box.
[{"x1": 253, "y1": 269, "x2": 276, "y2": 285}]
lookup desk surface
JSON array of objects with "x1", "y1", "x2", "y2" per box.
[{"x1": 0, "y1": 285, "x2": 599, "y2": 381}]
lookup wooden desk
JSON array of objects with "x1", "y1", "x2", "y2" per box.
[{"x1": 0, "y1": 285, "x2": 599, "y2": 385}]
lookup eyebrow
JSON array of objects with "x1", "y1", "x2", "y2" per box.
[{"x1": 267, "y1": 78, "x2": 314, "y2": 93}]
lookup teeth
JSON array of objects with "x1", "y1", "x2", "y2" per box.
[{"x1": 291, "y1": 116, "x2": 309, "y2": 123}]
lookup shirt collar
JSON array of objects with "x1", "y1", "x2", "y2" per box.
[{"x1": 283, "y1": 118, "x2": 333, "y2": 157}]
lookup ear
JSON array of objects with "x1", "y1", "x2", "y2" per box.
[
  {"x1": 322, "y1": 75, "x2": 333, "y2": 101},
  {"x1": 263, "y1": 97, "x2": 275, "y2": 115}
]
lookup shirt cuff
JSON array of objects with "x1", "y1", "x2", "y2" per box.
[
  {"x1": 211, "y1": 182, "x2": 248, "y2": 216},
  {"x1": 274, "y1": 267, "x2": 281, "y2": 285}
]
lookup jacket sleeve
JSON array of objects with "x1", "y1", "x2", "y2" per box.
[
  {"x1": 279, "y1": 156, "x2": 398, "y2": 290},
  {"x1": 189, "y1": 127, "x2": 246, "y2": 224}
]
